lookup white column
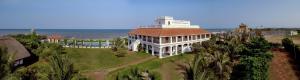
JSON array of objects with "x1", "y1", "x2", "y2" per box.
[
  {"x1": 146, "y1": 44, "x2": 149, "y2": 53},
  {"x1": 176, "y1": 36, "x2": 178, "y2": 42},
  {"x1": 146, "y1": 36, "x2": 148, "y2": 42},
  {"x1": 181, "y1": 44, "x2": 184, "y2": 53},
  {"x1": 159, "y1": 47, "x2": 163, "y2": 58},
  {"x1": 82, "y1": 41, "x2": 84, "y2": 48},
  {"x1": 182, "y1": 36, "x2": 184, "y2": 41},
  {"x1": 152, "y1": 46, "x2": 154, "y2": 56},
  {"x1": 187, "y1": 35, "x2": 190, "y2": 41},
  {"x1": 151, "y1": 37, "x2": 154, "y2": 43},
  {"x1": 170, "y1": 46, "x2": 173, "y2": 56},
  {"x1": 175, "y1": 45, "x2": 178, "y2": 55},
  {"x1": 170, "y1": 36, "x2": 172, "y2": 43},
  {"x1": 159, "y1": 37, "x2": 162, "y2": 44}
]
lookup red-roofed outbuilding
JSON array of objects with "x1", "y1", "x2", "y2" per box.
[{"x1": 47, "y1": 34, "x2": 63, "y2": 43}]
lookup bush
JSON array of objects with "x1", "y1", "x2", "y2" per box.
[
  {"x1": 231, "y1": 36, "x2": 272, "y2": 80},
  {"x1": 282, "y1": 38, "x2": 300, "y2": 60},
  {"x1": 137, "y1": 44, "x2": 144, "y2": 52},
  {"x1": 111, "y1": 37, "x2": 125, "y2": 49},
  {"x1": 33, "y1": 43, "x2": 64, "y2": 58},
  {"x1": 231, "y1": 56, "x2": 270, "y2": 80},
  {"x1": 245, "y1": 36, "x2": 271, "y2": 54},
  {"x1": 116, "y1": 67, "x2": 160, "y2": 80},
  {"x1": 191, "y1": 43, "x2": 201, "y2": 53},
  {"x1": 112, "y1": 47, "x2": 118, "y2": 52},
  {"x1": 282, "y1": 38, "x2": 294, "y2": 52},
  {"x1": 115, "y1": 50, "x2": 127, "y2": 57},
  {"x1": 270, "y1": 43, "x2": 281, "y2": 49},
  {"x1": 0, "y1": 47, "x2": 13, "y2": 80}
]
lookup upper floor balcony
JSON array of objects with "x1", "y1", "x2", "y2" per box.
[{"x1": 128, "y1": 33, "x2": 211, "y2": 45}]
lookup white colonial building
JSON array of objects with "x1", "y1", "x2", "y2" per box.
[{"x1": 128, "y1": 16, "x2": 211, "y2": 58}]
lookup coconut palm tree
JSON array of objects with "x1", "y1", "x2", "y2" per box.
[
  {"x1": 183, "y1": 52, "x2": 215, "y2": 80},
  {"x1": 211, "y1": 51, "x2": 232, "y2": 80},
  {"x1": 226, "y1": 36, "x2": 246, "y2": 60},
  {"x1": 187, "y1": 38, "x2": 233, "y2": 80}
]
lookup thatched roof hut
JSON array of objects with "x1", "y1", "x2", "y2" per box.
[{"x1": 0, "y1": 37, "x2": 31, "y2": 61}]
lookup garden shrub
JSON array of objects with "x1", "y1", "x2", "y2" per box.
[
  {"x1": 231, "y1": 36, "x2": 272, "y2": 80},
  {"x1": 115, "y1": 50, "x2": 127, "y2": 57},
  {"x1": 282, "y1": 38, "x2": 300, "y2": 60},
  {"x1": 231, "y1": 56, "x2": 270, "y2": 80},
  {"x1": 116, "y1": 67, "x2": 161, "y2": 80}
]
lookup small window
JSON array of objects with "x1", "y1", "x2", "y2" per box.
[
  {"x1": 197, "y1": 35, "x2": 200, "y2": 39},
  {"x1": 168, "y1": 21, "x2": 171, "y2": 25},
  {"x1": 206, "y1": 34, "x2": 210, "y2": 38}
]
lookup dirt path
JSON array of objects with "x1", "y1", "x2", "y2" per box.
[
  {"x1": 265, "y1": 35, "x2": 300, "y2": 45},
  {"x1": 86, "y1": 56, "x2": 156, "y2": 80},
  {"x1": 158, "y1": 61, "x2": 185, "y2": 80},
  {"x1": 269, "y1": 49, "x2": 299, "y2": 80},
  {"x1": 159, "y1": 62, "x2": 174, "y2": 80}
]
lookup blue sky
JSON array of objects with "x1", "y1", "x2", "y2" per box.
[{"x1": 0, "y1": 0, "x2": 299, "y2": 29}]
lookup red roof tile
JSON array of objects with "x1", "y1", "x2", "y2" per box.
[
  {"x1": 128, "y1": 28, "x2": 210, "y2": 36},
  {"x1": 47, "y1": 34, "x2": 63, "y2": 39}
]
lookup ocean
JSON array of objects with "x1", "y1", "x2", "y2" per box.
[{"x1": 0, "y1": 29, "x2": 231, "y2": 40}]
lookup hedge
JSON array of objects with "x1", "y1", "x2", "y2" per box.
[{"x1": 282, "y1": 38, "x2": 300, "y2": 60}]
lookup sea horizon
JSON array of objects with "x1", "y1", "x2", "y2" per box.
[{"x1": 0, "y1": 28, "x2": 233, "y2": 40}]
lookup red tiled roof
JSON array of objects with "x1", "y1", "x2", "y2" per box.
[
  {"x1": 128, "y1": 28, "x2": 210, "y2": 36},
  {"x1": 47, "y1": 34, "x2": 63, "y2": 39}
]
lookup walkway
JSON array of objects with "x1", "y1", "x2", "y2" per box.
[
  {"x1": 86, "y1": 56, "x2": 156, "y2": 80},
  {"x1": 158, "y1": 61, "x2": 184, "y2": 80},
  {"x1": 269, "y1": 48, "x2": 299, "y2": 80}
]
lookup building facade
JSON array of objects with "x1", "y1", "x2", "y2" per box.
[
  {"x1": 47, "y1": 34, "x2": 63, "y2": 43},
  {"x1": 128, "y1": 16, "x2": 211, "y2": 58}
]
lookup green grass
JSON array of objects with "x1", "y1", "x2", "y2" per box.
[
  {"x1": 106, "y1": 53, "x2": 194, "y2": 80},
  {"x1": 64, "y1": 48, "x2": 150, "y2": 72}
]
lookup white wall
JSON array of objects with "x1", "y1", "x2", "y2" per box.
[{"x1": 154, "y1": 16, "x2": 200, "y2": 28}]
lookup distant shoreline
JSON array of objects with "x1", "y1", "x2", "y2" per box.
[
  {"x1": 1, "y1": 28, "x2": 298, "y2": 40},
  {"x1": 0, "y1": 28, "x2": 242, "y2": 40}
]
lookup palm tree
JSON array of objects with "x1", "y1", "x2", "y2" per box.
[
  {"x1": 112, "y1": 37, "x2": 125, "y2": 51},
  {"x1": 191, "y1": 43, "x2": 202, "y2": 53},
  {"x1": 183, "y1": 52, "x2": 215, "y2": 80},
  {"x1": 123, "y1": 38, "x2": 128, "y2": 46},
  {"x1": 48, "y1": 53, "x2": 77, "y2": 80},
  {"x1": 116, "y1": 67, "x2": 156, "y2": 80},
  {"x1": 0, "y1": 47, "x2": 13, "y2": 80},
  {"x1": 186, "y1": 38, "x2": 233, "y2": 80},
  {"x1": 210, "y1": 40, "x2": 233, "y2": 80},
  {"x1": 63, "y1": 39, "x2": 68, "y2": 46},
  {"x1": 226, "y1": 36, "x2": 246, "y2": 60},
  {"x1": 211, "y1": 51, "x2": 232, "y2": 80}
]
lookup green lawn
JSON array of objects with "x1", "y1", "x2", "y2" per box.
[
  {"x1": 64, "y1": 48, "x2": 151, "y2": 72},
  {"x1": 106, "y1": 54, "x2": 194, "y2": 80}
]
